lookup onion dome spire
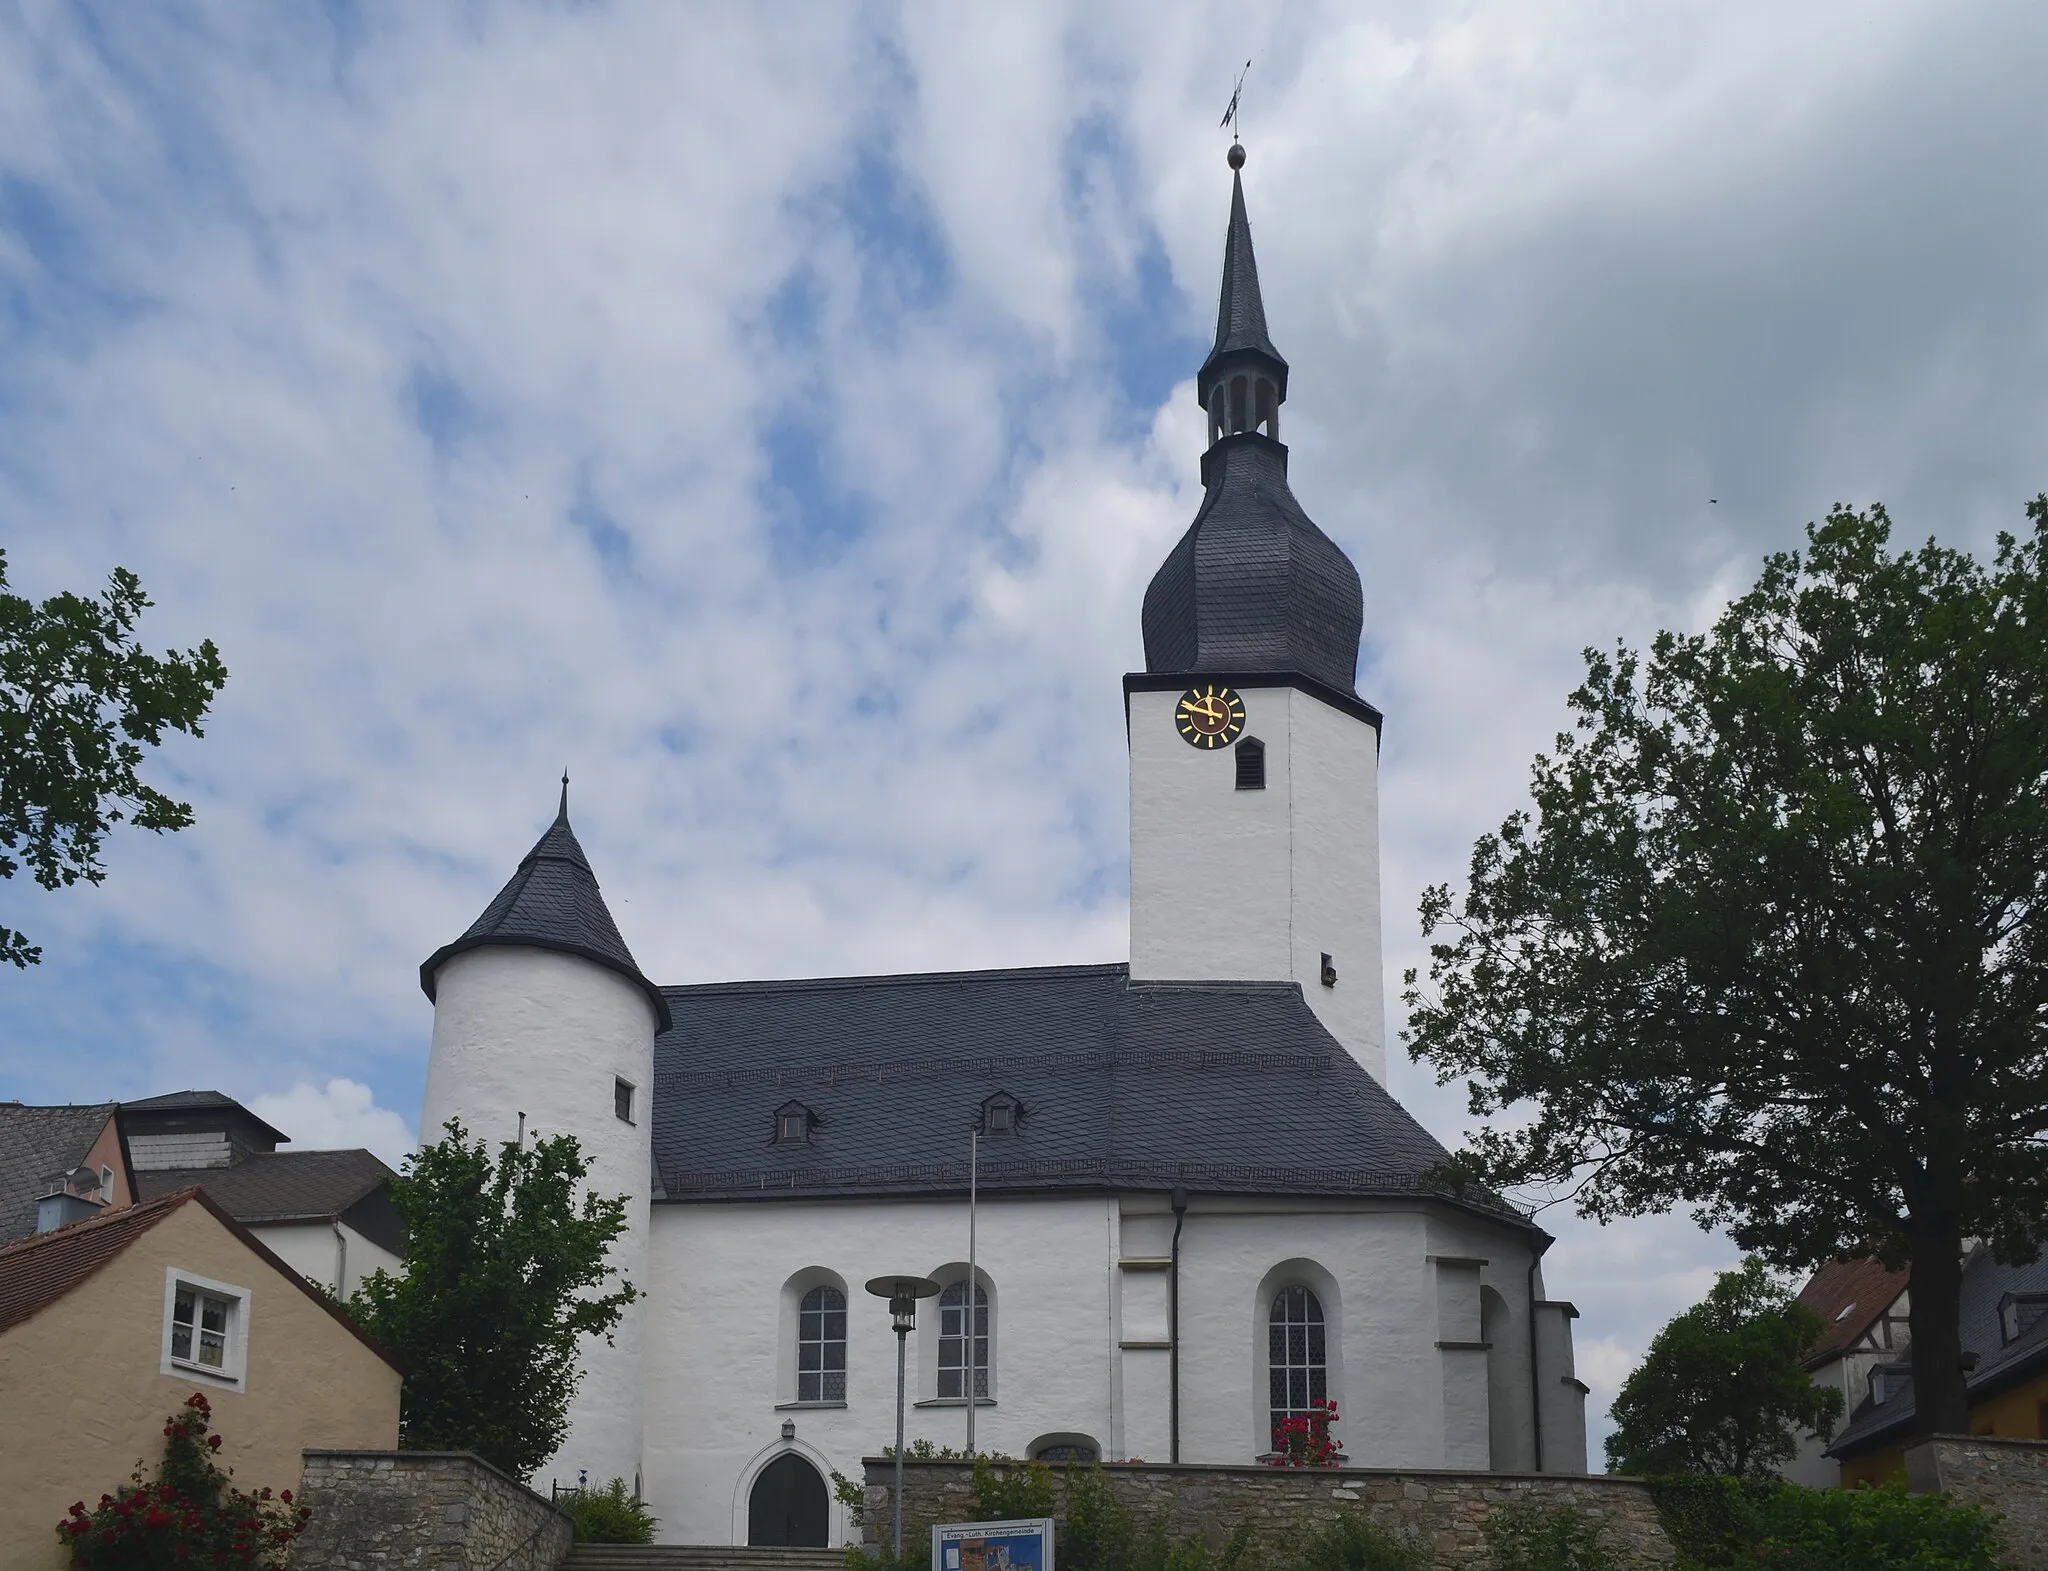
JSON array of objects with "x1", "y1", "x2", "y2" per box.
[
  {"x1": 420, "y1": 783, "x2": 671, "y2": 1031},
  {"x1": 1141, "y1": 145, "x2": 1365, "y2": 696}
]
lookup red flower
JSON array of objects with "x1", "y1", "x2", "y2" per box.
[
  {"x1": 208, "y1": 1434, "x2": 223, "y2": 1450},
  {"x1": 279, "y1": 1490, "x2": 291, "y2": 1504}
]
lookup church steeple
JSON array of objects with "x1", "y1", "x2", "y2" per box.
[{"x1": 1140, "y1": 146, "x2": 1365, "y2": 697}]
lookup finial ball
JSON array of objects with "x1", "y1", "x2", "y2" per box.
[{"x1": 1227, "y1": 141, "x2": 1246, "y2": 171}]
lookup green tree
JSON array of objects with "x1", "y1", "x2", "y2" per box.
[
  {"x1": 1404, "y1": 502, "x2": 2048, "y2": 1439},
  {"x1": 349, "y1": 1120, "x2": 638, "y2": 1480},
  {"x1": 1, "y1": 549, "x2": 227, "y2": 967},
  {"x1": 1605, "y1": 1258, "x2": 1842, "y2": 1477}
]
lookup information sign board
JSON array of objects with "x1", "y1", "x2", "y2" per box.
[{"x1": 931, "y1": 1516, "x2": 1055, "y2": 1571}]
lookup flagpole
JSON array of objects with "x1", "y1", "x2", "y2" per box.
[{"x1": 967, "y1": 1128, "x2": 978, "y2": 1456}]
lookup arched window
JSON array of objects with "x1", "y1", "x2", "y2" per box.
[
  {"x1": 1268, "y1": 1285, "x2": 1328, "y2": 1442},
  {"x1": 1255, "y1": 378, "x2": 1277, "y2": 438},
  {"x1": 938, "y1": 1279, "x2": 989, "y2": 1399},
  {"x1": 1235, "y1": 735, "x2": 1266, "y2": 791},
  {"x1": 1209, "y1": 386, "x2": 1227, "y2": 445},
  {"x1": 1230, "y1": 375, "x2": 1250, "y2": 433},
  {"x1": 797, "y1": 1284, "x2": 846, "y2": 1402}
]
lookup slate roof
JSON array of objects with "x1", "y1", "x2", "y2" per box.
[
  {"x1": 0, "y1": 1102, "x2": 121, "y2": 1244},
  {"x1": 1142, "y1": 435, "x2": 1365, "y2": 694},
  {"x1": 1198, "y1": 169, "x2": 1288, "y2": 388},
  {"x1": 1794, "y1": 1255, "x2": 1909, "y2": 1370},
  {"x1": 421, "y1": 789, "x2": 671, "y2": 1031},
  {"x1": 1828, "y1": 1245, "x2": 2048, "y2": 1457},
  {"x1": 122, "y1": 1088, "x2": 288, "y2": 1150},
  {"x1": 135, "y1": 1148, "x2": 394, "y2": 1225},
  {"x1": 650, "y1": 962, "x2": 1530, "y2": 1227}
]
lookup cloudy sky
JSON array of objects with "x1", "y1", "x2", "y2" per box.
[{"x1": 7, "y1": 0, "x2": 2048, "y2": 1465}]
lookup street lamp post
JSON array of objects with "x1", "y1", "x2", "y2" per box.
[{"x1": 865, "y1": 1274, "x2": 940, "y2": 1559}]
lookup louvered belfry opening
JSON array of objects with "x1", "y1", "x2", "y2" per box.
[{"x1": 1236, "y1": 736, "x2": 1266, "y2": 790}]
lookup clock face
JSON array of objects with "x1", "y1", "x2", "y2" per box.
[{"x1": 1176, "y1": 684, "x2": 1247, "y2": 748}]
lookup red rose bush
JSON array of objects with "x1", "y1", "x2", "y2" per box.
[{"x1": 56, "y1": 1393, "x2": 311, "y2": 1567}]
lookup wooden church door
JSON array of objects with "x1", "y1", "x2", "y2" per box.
[{"x1": 748, "y1": 1453, "x2": 829, "y2": 1546}]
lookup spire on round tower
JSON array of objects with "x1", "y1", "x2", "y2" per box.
[
  {"x1": 420, "y1": 784, "x2": 671, "y2": 1031},
  {"x1": 1139, "y1": 147, "x2": 1365, "y2": 697}
]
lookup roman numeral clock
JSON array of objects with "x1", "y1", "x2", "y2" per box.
[{"x1": 1176, "y1": 684, "x2": 1247, "y2": 748}]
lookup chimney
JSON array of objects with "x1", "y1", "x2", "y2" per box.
[{"x1": 35, "y1": 1168, "x2": 106, "y2": 1234}]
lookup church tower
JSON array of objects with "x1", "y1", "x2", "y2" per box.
[
  {"x1": 1127, "y1": 146, "x2": 1386, "y2": 1083},
  {"x1": 418, "y1": 782, "x2": 669, "y2": 1490}
]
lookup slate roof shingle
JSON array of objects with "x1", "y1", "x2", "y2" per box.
[
  {"x1": 0, "y1": 1102, "x2": 121, "y2": 1244},
  {"x1": 651, "y1": 962, "x2": 1529, "y2": 1227},
  {"x1": 135, "y1": 1148, "x2": 395, "y2": 1225},
  {"x1": 1828, "y1": 1246, "x2": 2048, "y2": 1457},
  {"x1": 421, "y1": 793, "x2": 671, "y2": 1031}
]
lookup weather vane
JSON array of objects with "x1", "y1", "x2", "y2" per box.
[{"x1": 1220, "y1": 59, "x2": 1251, "y2": 139}]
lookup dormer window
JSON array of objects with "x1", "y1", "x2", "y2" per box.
[
  {"x1": 775, "y1": 1101, "x2": 814, "y2": 1146},
  {"x1": 1999, "y1": 1292, "x2": 2048, "y2": 1345},
  {"x1": 981, "y1": 1093, "x2": 1022, "y2": 1137}
]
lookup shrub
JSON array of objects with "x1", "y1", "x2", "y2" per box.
[
  {"x1": 1482, "y1": 1504, "x2": 1618, "y2": 1571},
  {"x1": 556, "y1": 1476, "x2": 656, "y2": 1544},
  {"x1": 1275, "y1": 1511, "x2": 1426, "y2": 1571},
  {"x1": 1267, "y1": 1400, "x2": 1344, "y2": 1467},
  {"x1": 1651, "y1": 1475, "x2": 2003, "y2": 1571},
  {"x1": 55, "y1": 1392, "x2": 312, "y2": 1568},
  {"x1": 972, "y1": 1456, "x2": 1058, "y2": 1522}
]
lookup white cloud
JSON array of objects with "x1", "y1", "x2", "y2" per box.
[{"x1": 249, "y1": 1079, "x2": 415, "y2": 1168}]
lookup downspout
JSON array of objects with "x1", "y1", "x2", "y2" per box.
[
  {"x1": 332, "y1": 1221, "x2": 349, "y2": 1300},
  {"x1": 1527, "y1": 1252, "x2": 1545, "y2": 1473},
  {"x1": 1169, "y1": 1185, "x2": 1188, "y2": 1464}
]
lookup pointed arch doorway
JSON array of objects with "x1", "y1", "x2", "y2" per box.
[{"x1": 748, "y1": 1452, "x2": 829, "y2": 1547}]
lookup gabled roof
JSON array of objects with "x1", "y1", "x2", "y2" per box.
[
  {"x1": 650, "y1": 962, "x2": 1532, "y2": 1229},
  {"x1": 1829, "y1": 1246, "x2": 2048, "y2": 1457},
  {"x1": 421, "y1": 787, "x2": 671, "y2": 1031},
  {"x1": 1793, "y1": 1255, "x2": 1909, "y2": 1369},
  {"x1": 0, "y1": 1102, "x2": 123, "y2": 1244},
  {"x1": 0, "y1": 1186, "x2": 403, "y2": 1373},
  {"x1": 135, "y1": 1148, "x2": 395, "y2": 1226}
]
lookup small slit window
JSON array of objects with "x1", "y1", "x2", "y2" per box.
[
  {"x1": 776, "y1": 1101, "x2": 813, "y2": 1146},
  {"x1": 614, "y1": 1078, "x2": 635, "y2": 1124},
  {"x1": 1235, "y1": 736, "x2": 1265, "y2": 790}
]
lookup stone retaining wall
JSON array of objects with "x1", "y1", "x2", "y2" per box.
[
  {"x1": 1906, "y1": 1434, "x2": 2048, "y2": 1570},
  {"x1": 863, "y1": 1457, "x2": 1675, "y2": 1568},
  {"x1": 293, "y1": 1450, "x2": 572, "y2": 1571}
]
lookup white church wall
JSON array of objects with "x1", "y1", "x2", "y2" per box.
[
  {"x1": 1127, "y1": 684, "x2": 1385, "y2": 1083},
  {"x1": 641, "y1": 1195, "x2": 1120, "y2": 1547},
  {"x1": 422, "y1": 945, "x2": 657, "y2": 1496}
]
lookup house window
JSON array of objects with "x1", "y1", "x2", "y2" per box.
[
  {"x1": 1998, "y1": 1292, "x2": 2048, "y2": 1344},
  {"x1": 938, "y1": 1280, "x2": 990, "y2": 1399},
  {"x1": 614, "y1": 1078, "x2": 635, "y2": 1124},
  {"x1": 981, "y1": 1093, "x2": 1021, "y2": 1136},
  {"x1": 1268, "y1": 1285, "x2": 1328, "y2": 1446},
  {"x1": 161, "y1": 1269, "x2": 250, "y2": 1387},
  {"x1": 1235, "y1": 736, "x2": 1265, "y2": 791},
  {"x1": 797, "y1": 1285, "x2": 847, "y2": 1402}
]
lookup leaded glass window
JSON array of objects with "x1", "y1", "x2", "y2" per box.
[
  {"x1": 1268, "y1": 1285, "x2": 1327, "y2": 1444},
  {"x1": 797, "y1": 1285, "x2": 846, "y2": 1402},
  {"x1": 937, "y1": 1280, "x2": 989, "y2": 1399}
]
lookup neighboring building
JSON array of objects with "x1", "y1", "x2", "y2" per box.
[
  {"x1": 2, "y1": 1091, "x2": 402, "y2": 1298},
  {"x1": 1778, "y1": 1256, "x2": 1911, "y2": 1488},
  {"x1": 417, "y1": 147, "x2": 1590, "y2": 1548},
  {"x1": 0, "y1": 1101, "x2": 139, "y2": 1242},
  {"x1": 1827, "y1": 1245, "x2": 2048, "y2": 1483},
  {"x1": 0, "y1": 1186, "x2": 402, "y2": 1569},
  {"x1": 127, "y1": 1091, "x2": 403, "y2": 1299}
]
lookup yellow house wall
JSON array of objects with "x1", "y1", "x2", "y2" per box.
[
  {"x1": 1837, "y1": 1369, "x2": 2048, "y2": 1487},
  {"x1": 0, "y1": 1200, "x2": 400, "y2": 1571}
]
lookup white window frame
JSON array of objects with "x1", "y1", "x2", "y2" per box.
[{"x1": 161, "y1": 1268, "x2": 252, "y2": 1389}]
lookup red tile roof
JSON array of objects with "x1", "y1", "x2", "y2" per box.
[
  {"x1": 1795, "y1": 1255, "x2": 1909, "y2": 1369},
  {"x1": 0, "y1": 1185, "x2": 404, "y2": 1374}
]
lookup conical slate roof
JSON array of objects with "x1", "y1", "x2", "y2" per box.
[
  {"x1": 420, "y1": 787, "x2": 671, "y2": 1030},
  {"x1": 1198, "y1": 170, "x2": 1287, "y2": 386}
]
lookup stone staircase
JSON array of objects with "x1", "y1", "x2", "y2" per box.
[{"x1": 561, "y1": 1546, "x2": 849, "y2": 1571}]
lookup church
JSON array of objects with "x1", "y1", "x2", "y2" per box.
[{"x1": 416, "y1": 148, "x2": 1589, "y2": 1549}]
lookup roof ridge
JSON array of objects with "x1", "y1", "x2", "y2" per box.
[
  {"x1": 0, "y1": 1186, "x2": 192, "y2": 1265},
  {"x1": 660, "y1": 961, "x2": 1130, "y2": 998}
]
